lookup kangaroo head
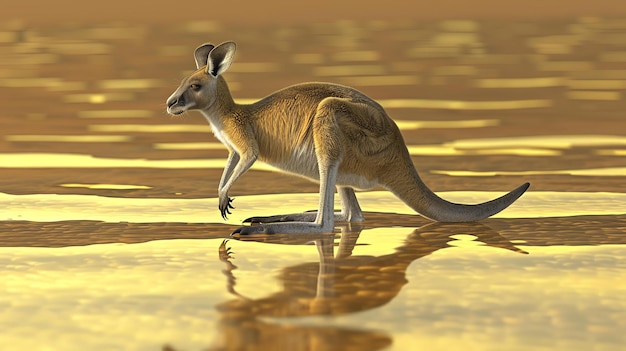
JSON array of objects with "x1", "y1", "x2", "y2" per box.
[{"x1": 166, "y1": 41, "x2": 236, "y2": 115}]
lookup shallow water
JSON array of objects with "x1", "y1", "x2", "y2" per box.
[{"x1": 1, "y1": 16, "x2": 626, "y2": 351}]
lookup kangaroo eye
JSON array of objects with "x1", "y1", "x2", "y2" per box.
[{"x1": 190, "y1": 84, "x2": 202, "y2": 91}]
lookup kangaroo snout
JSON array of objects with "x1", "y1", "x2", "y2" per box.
[
  {"x1": 166, "y1": 95, "x2": 185, "y2": 115},
  {"x1": 166, "y1": 97, "x2": 178, "y2": 109}
]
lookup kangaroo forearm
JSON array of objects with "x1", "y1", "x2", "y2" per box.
[{"x1": 218, "y1": 152, "x2": 239, "y2": 191}]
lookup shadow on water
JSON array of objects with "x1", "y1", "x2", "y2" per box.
[
  {"x1": 200, "y1": 222, "x2": 507, "y2": 351},
  {"x1": 169, "y1": 215, "x2": 623, "y2": 351},
  {"x1": 1, "y1": 214, "x2": 624, "y2": 350}
]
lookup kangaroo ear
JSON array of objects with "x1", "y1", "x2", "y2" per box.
[
  {"x1": 207, "y1": 41, "x2": 236, "y2": 77},
  {"x1": 194, "y1": 43, "x2": 215, "y2": 69}
]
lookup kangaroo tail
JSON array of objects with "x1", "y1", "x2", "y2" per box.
[{"x1": 383, "y1": 163, "x2": 529, "y2": 222}]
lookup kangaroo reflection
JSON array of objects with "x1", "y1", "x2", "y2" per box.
[{"x1": 209, "y1": 222, "x2": 525, "y2": 351}]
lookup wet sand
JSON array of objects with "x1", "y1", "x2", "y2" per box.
[{"x1": 1, "y1": 8, "x2": 626, "y2": 351}]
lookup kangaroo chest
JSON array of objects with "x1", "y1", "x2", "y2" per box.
[{"x1": 201, "y1": 113, "x2": 234, "y2": 149}]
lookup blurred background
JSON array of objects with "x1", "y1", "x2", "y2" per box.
[
  {"x1": 3, "y1": 0, "x2": 626, "y2": 24},
  {"x1": 1, "y1": 0, "x2": 625, "y2": 200}
]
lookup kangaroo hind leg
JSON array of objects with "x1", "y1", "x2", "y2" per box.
[
  {"x1": 233, "y1": 98, "x2": 346, "y2": 234},
  {"x1": 242, "y1": 186, "x2": 364, "y2": 224}
]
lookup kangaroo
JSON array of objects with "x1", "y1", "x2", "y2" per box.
[{"x1": 166, "y1": 41, "x2": 530, "y2": 235}]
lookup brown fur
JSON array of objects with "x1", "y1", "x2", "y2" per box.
[{"x1": 166, "y1": 42, "x2": 529, "y2": 234}]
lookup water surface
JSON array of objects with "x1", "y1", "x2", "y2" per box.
[{"x1": 1, "y1": 16, "x2": 626, "y2": 351}]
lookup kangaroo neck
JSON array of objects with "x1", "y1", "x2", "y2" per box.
[{"x1": 202, "y1": 76, "x2": 238, "y2": 122}]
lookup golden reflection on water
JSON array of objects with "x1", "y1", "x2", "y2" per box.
[
  {"x1": 338, "y1": 75, "x2": 420, "y2": 86},
  {"x1": 77, "y1": 110, "x2": 153, "y2": 118},
  {"x1": 97, "y1": 79, "x2": 163, "y2": 90},
  {"x1": 63, "y1": 93, "x2": 135, "y2": 104},
  {"x1": 332, "y1": 50, "x2": 380, "y2": 62},
  {"x1": 568, "y1": 79, "x2": 626, "y2": 90},
  {"x1": 49, "y1": 42, "x2": 111, "y2": 55},
  {"x1": 314, "y1": 65, "x2": 386, "y2": 76},
  {"x1": 0, "y1": 77, "x2": 64, "y2": 88},
  {"x1": 600, "y1": 51, "x2": 626, "y2": 62},
  {"x1": 0, "y1": 240, "x2": 234, "y2": 350},
  {"x1": 566, "y1": 90, "x2": 621, "y2": 101},
  {"x1": 536, "y1": 60, "x2": 594, "y2": 72},
  {"x1": 573, "y1": 69, "x2": 626, "y2": 79},
  {"x1": 3, "y1": 191, "x2": 626, "y2": 224},
  {"x1": 4, "y1": 135, "x2": 131, "y2": 142},
  {"x1": 3, "y1": 222, "x2": 623, "y2": 350},
  {"x1": 433, "y1": 167, "x2": 626, "y2": 177},
  {"x1": 228, "y1": 62, "x2": 280, "y2": 73},
  {"x1": 0, "y1": 153, "x2": 272, "y2": 171},
  {"x1": 407, "y1": 145, "x2": 561, "y2": 156},
  {"x1": 394, "y1": 118, "x2": 499, "y2": 130},
  {"x1": 292, "y1": 53, "x2": 324, "y2": 65},
  {"x1": 475, "y1": 77, "x2": 566, "y2": 88},
  {"x1": 153, "y1": 142, "x2": 226, "y2": 150},
  {"x1": 378, "y1": 98, "x2": 552, "y2": 110},
  {"x1": 447, "y1": 135, "x2": 626, "y2": 149},
  {"x1": 432, "y1": 65, "x2": 477, "y2": 76},
  {"x1": 60, "y1": 183, "x2": 152, "y2": 190},
  {"x1": 88, "y1": 124, "x2": 213, "y2": 133},
  {"x1": 596, "y1": 149, "x2": 626, "y2": 156},
  {"x1": 405, "y1": 134, "x2": 626, "y2": 156}
]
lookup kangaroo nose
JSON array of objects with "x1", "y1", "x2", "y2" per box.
[{"x1": 167, "y1": 97, "x2": 179, "y2": 109}]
